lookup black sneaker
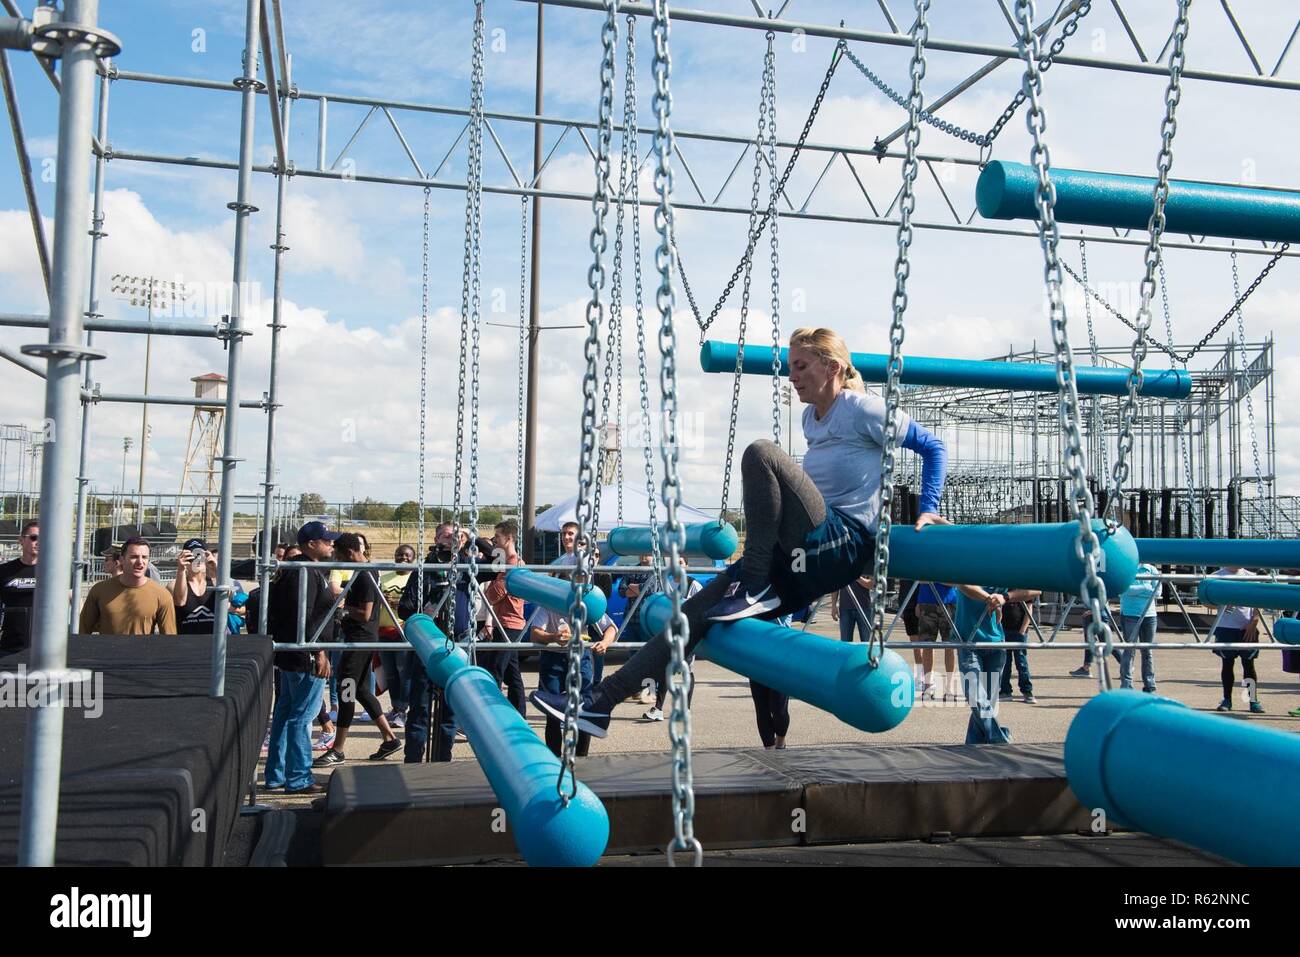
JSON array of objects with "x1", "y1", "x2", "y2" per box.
[
  {"x1": 529, "y1": 689, "x2": 612, "y2": 738},
  {"x1": 705, "y1": 581, "x2": 780, "y2": 622},
  {"x1": 369, "y1": 738, "x2": 402, "y2": 761},
  {"x1": 312, "y1": 747, "x2": 345, "y2": 767}
]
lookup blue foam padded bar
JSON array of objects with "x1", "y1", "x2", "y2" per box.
[
  {"x1": 606, "y1": 522, "x2": 739, "y2": 560},
  {"x1": 404, "y1": 614, "x2": 609, "y2": 866},
  {"x1": 1065, "y1": 690, "x2": 1300, "y2": 866},
  {"x1": 505, "y1": 567, "x2": 607, "y2": 621},
  {"x1": 1197, "y1": 578, "x2": 1300, "y2": 613},
  {"x1": 699, "y1": 340, "x2": 1190, "y2": 400},
  {"x1": 887, "y1": 521, "x2": 1139, "y2": 595},
  {"x1": 1137, "y1": 537, "x2": 1300, "y2": 569},
  {"x1": 1275, "y1": 618, "x2": 1300, "y2": 645},
  {"x1": 639, "y1": 595, "x2": 912, "y2": 733},
  {"x1": 977, "y1": 160, "x2": 1300, "y2": 245}
]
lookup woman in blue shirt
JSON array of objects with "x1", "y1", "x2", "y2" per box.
[
  {"x1": 1117, "y1": 562, "x2": 1160, "y2": 693},
  {"x1": 531, "y1": 327, "x2": 948, "y2": 737}
]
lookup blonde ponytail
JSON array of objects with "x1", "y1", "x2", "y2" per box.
[{"x1": 790, "y1": 326, "x2": 863, "y2": 393}]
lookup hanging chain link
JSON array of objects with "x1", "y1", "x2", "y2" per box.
[
  {"x1": 765, "y1": 33, "x2": 783, "y2": 449},
  {"x1": 841, "y1": 0, "x2": 1093, "y2": 160},
  {"x1": 675, "y1": 41, "x2": 844, "y2": 337},
  {"x1": 518, "y1": 196, "x2": 528, "y2": 522},
  {"x1": 417, "y1": 185, "x2": 431, "y2": 602},
  {"x1": 1232, "y1": 248, "x2": 1266, "y2": 503},
  {"x1": 1159, "y1": 257, "x2": 1198, "y2": 531},
  {"x1": 560, "y1": 0, "x2": 619, "y2": 805},
  {"x1": 627, "y1": 12, "x2": 664, "y2": 582},
  {"x1": 868, "y1": 0, "x2": 929, "y2": 670},
  {"x1": 465, "y1": 0, "x2": 487, "y2": 649},
  {"x1": 1078, "y1": 239, "x2": 1109, "y2": 483},
  {"x1": 650, "y1": 0, "x2": 702, "y2": 868},
  {"x1": 611, "y1": 21, "x2": 635, "y2": 526},
  {"x1": 1103, "y1": 0, "x2": 1192, "y2": 522},
  {"x1": 1059, "y1": 244, "x2": 1288, "y2": 365},
  {"x1": 1013, "y1": 0, "x2": 1113, "y2": 688}
]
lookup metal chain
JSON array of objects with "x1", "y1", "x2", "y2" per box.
[
  {"x1": 842, "y1": 0, "x2": 1093, "y2": 159},
  {"x1": 675, "y1": 41, "x2": 845, "y2": 337},
  {"x1": 627, "y1": 12, "x2": 664, "y2": 580},
  {"x1": 650, "y1": 0, "x2": 702, "y2": 868},
  {"x1": 1013, "y1": 0, "x2": 1112, "y2": 689},
  {"x1": 1159, "y1": 257, "x2": 1198, "y2": 532},
  {"x1": 717, "y1": 37, "x2": 769, "y2": 519},
  {"x1": 1060, "y1": 247, "x2": 1287, "y2": 365},
  {"x1": 417, "y1": 185, "x2": 431, "y2": 602},
  {"x1": 1103, "y1": 0, "x2": 1192, "y2": 521},
  {"x1": 466, "y1": 0, "x2": 487, "y2": 646},
  {"x1": 610, "y1": 16, "x2": 637, "y2": 527},
  {"x1": 560, "y1": 0, "x2": 619, "y2": 805},
  {"x1": 1078, "y1": 239, "x2": 1109, "y2": 482},
  {"x1": 868, "y1": 0, "x2": 929, "y2": 669},
  {"x1": 765, "y1": 33, "x2": 783, "y2": 448},
  {"x1": 517, "y1": 196, "x2": 528, "y2": 521},
  {"x1": 1232, "y1": 248, "x2": 1266, "y2": 502}
]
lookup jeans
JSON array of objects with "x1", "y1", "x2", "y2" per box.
[
  {"x1": 538, "y1": 648, "x2": 594, "y2": 757},
  {"x1": 403, "y1": 652, "x2": 452, "y2": 762},
  {"x1": 265, "y1": 669, "x2": 325, "y2": 789},
  {"x1": 838, "y1": 583, "x2": 872, "y2": 642},
  {"x1": 958, "y1": 646, "x2": 1010, "y2": 744},
  {"x1": 379, "y1": 649, "x2": 409, "y2": 713},
  {"x1": 999, "y1": 640, "x2": 1033, "y2": 695},
  {"x1": 1118, "y1": 615, "x2": 1157, "y2": 691}
]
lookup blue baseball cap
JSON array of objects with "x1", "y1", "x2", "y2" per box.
[{"x1": 297, "y1": 521, "x2": 341, "y2": 546}]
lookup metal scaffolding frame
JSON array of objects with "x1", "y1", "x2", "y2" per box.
[{"x1": 2, "y1": 0, "x2": 1298, "y2": 865}]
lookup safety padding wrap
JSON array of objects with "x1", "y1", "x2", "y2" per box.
[
  {"x1": 699, "y1": 340, "x2": 1190, "y2": 399},
  {"x1": 1065, "y1": 690, "x2": 1300, "y2": 866},
  {"x1": 607, "y1": 522, "x2": 739, "y2": 560},
  {"x1": 977, "y1": 160, "x2": 1300, "y2": 245},
  {"x1": 1136, "y1": 537, "x2": 1300, "y2": 569},
  {"x1": 639, "y1": 595, "x2": 913, "y2": 733},
  {"x1": 1197, "y1": 579, "x2": 1300, "y2": 613},
  {"x1": 886, "y1": 521, "x2": 1139, "y2": 595},
  {"x1": 504, "y1": 567, "x2": 607, "y2": 621},
  {"x1": 404, "y1": 615, "x2": 609, "y2": 867},
  {"x1": 1274, "y1": 618, "x2": 1300, "y2": 646}
]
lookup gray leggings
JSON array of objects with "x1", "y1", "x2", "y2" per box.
[{"x1": 591, "y1": 440, "x2": 826, "y2": 711}]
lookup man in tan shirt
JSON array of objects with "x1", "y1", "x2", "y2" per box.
[{"x1": 79, "y1": 537, "x2": 176, "y2": 635}]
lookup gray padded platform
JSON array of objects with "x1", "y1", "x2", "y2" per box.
[{"x1": 322, "y1": 742, "x2": 1090, "y2": 866}]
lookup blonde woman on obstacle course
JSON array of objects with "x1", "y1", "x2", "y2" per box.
[{"x1": 530, "y1": 327, "x2": 949, "y2": 737}]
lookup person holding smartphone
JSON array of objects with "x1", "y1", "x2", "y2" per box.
[{"x1": 172, "y1": 537, "x2": 219, "y2": 635}]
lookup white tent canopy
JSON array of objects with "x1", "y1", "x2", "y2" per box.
[{"x1": 534, "y1": 483, "x2": 715, "y2": 534}]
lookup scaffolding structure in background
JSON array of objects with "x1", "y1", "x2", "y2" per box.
[{"x1": 895, "y1": 337, "x2": 1282, "y2": 538}]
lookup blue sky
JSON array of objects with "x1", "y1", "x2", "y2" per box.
[{"x1": 2, "y1": 0, "x2": 1299, "y2": 518}]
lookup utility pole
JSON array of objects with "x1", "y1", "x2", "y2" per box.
[{"x1": 521, "y1": 2, "x2": 543, "y2": 563}]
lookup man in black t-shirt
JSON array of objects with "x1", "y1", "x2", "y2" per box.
[{"x1": 0, "y1": 520, "x2": 39, "y2": 652}]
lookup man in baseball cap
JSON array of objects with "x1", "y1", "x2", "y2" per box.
[{"x1": 296, "y1": 521, "x2": 340, "y2": 547}]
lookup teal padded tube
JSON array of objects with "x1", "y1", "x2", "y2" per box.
[
  {"x1": 977, "y1": 160, "x2": 1300, "y2": 244},
  {"x1": 1065, "y1": 690, "x2": 1300, "y2": 866},
  {"x1": 1136, "y1": 537, "x2": 1300, "y2": 569},
  {"x1": 699, "y1": 340, "x2": 1190, "y2": 399},
  {"x1": 606, "y1": 522, "x2": 739, "y2": 560},
  {"x1": 639, "y1": 595, "x2": 912, "y2": 733},
  {"x1": 504, "y1": 567, "x2": 607, "y2": 620},
  {"x1": 887, "y1": 521, "x2": 1139, "y2": 595},
  {"x1": 1275, "y1": 618, "x2": 1300, "y2": 645},
  {"x1": 404, "y1": 614, "x2": 609, "y2": 867},
  {"x1": 1197, "y1": 579, "x2": 1300, "y2": 612}
]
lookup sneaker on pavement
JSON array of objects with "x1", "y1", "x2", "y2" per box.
[
  {"x1": 370, "y1": 738, "x2": 403, "y2": 760},
  {"x1": 1249, "y1": 701, "x2": 1265, "y2": 714},
  {"x1": 312, "y1": 730, "x2": 337, "y2": 752},
  {"x1": 1216, "y1": 699, "x2": 1232, "y2": 712},
  {"x1": 312, "y1": 747, "x2": 345, "y2": 767},
  {"x1": 705, "y1": 581, "x2": 780, "y2": 622},
  {"x1": 387, "y1": 710, "x2": 406, "y2": 728},
  {"x1": 454, "y1": 730, "x2": 468, "y2": 744},
  {"x1": 1288, "y1": 706, "x2": 1300, "y2": 717},
  {"x1": 641, "y1": 707, "x2": 664, "y2": 722},
  {"x1": 529, "y1": 689, "x2": 612, "y2": 738},
  {"x1": 1069, "y1": 666, "x2": 1091, "y2": 678},
  {"x1": 1023, "y1": 693, "x2": 1037, "y2": 704},
  {"x1": 286, "y1": 781, "x2": 326, "y2": 796}
]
